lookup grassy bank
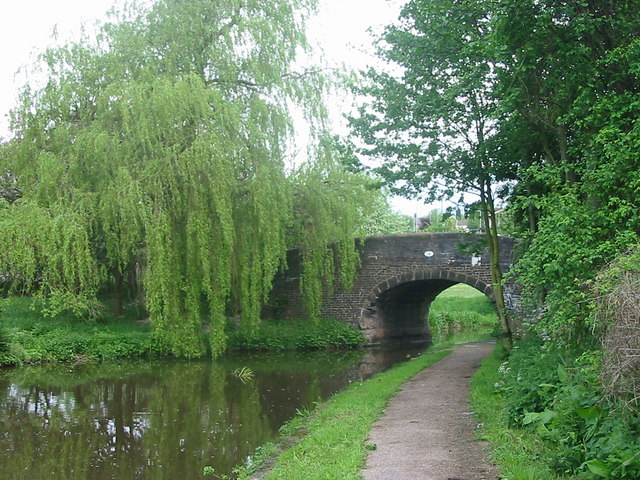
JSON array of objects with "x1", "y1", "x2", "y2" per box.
[
  {"x1": 0, "y1": 296, "x2": 365, "y2": 366},
  {"x1": 471, "y1": 343, "x2": 559, "y2": 479},
  {"x1": 0, "y1": 296, "x2": 156, "y2": 365},
  {"x1": 428, "y1": 284, "x2": 498, "y2": 343},
  {"x1": 234, "y1": 346, "x2": 452, "y2": 480},
  {"x1": 472, "y1": 340, "x2": 640, "y2": 480}
]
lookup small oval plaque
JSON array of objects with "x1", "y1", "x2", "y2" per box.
[{"x1": 424, "y1": 250, "x2": 434, "y2": 257}]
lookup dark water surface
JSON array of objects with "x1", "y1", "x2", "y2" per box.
[{"x1": 0, "y1": 346, "x2": 426, "y2": 480}]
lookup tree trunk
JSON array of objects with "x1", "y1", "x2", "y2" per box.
[
  {"x1": 558, "y1": 124, "x2": 579, "y2": 185},
  {"x1": 480, "y1": 182, "x2": 513, "y2": 351},
  {"x1": 113, "y1": 268, "x2": 124, "y2": 317},
  {"x1": 525, "y1": 180, "x2": 539, "y2": 233}
]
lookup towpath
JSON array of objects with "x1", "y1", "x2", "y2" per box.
[{"x1": 361, "y1": 341, "x2": 499, "y2": 480}]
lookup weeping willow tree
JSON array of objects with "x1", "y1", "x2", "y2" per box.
[
  {"x1": 1, "y1": 0, "x2": 370, "y2": 357},
  {"x1": 289, "y1": 139, "x2": 378, "y2": 321}
]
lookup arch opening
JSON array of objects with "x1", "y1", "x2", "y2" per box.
[{"x1": 359, "y1": 270, "x2": 494, "y2": 345}]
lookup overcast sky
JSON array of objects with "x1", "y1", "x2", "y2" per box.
[{"x1": 0, "y1": 0, "x2": 430, "y2": 216}]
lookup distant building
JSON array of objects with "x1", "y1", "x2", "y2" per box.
[{"x1": 455, "y1": 219, "x2": 470, "y2": 232}]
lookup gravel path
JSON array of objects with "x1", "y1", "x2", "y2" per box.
[{"x1": 361, "y1": 342, "x2": 499, "y2": 480}]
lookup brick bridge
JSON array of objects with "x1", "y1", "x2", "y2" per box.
[{"x1": 269, "y1": 233, "x2": 519, "y2": 345}]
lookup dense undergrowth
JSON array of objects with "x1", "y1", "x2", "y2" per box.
[{"x1": 473, "y1": 340, "x2": 640, "y2": 480}]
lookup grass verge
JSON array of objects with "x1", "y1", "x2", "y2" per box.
[
  {"x1": 428, "y1": 284, "x2": 498, "y2": 343},
  {"x1": 0, "y1": 297, "x2": 366, "y2": 365},
  {"x1": 0, "y1": 296, "x2": 155, "y2": 365},
  {"x1": 234, "y1": 347, "x2": 452, "y2": 480},
  {"x1": 470, "y1": 343, "x2": 560, "y2": 480}
]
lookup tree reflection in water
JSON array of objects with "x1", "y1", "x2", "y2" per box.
[{"x1": 0, "y1": 347, "x2": 423, "y2": 479}]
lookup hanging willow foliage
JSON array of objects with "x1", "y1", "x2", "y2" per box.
[
  {"x1": 290, "y1": 140, "x2": 377, "y2": 321},
  {"x1": 0, "y1": 199, "x2": 103, "y2": 315},
  {"x1": 1, "y1": 0, "x2": 374, "y2": 357}
]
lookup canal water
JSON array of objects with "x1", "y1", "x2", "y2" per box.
[{"x1": 0, "y1": 346, "x2": 426, "y2": 479}]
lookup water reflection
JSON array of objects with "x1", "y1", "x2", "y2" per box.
[{"x1": 0, "y1": 346, "x2": 426, "y2": 479}]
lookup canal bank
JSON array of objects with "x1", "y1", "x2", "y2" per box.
[
  {"x1": 240, "y1": 342, "x2": 497, "y2": 480},
  {"x1": 0, "y1": 296, "x2": 364, "y2": 366}
]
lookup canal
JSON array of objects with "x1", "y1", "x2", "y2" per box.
[{"x1": 0, "y1": 346, "x2": 426, "y2": 479}]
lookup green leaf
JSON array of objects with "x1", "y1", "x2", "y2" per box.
[
  {"x1": 557, "y1": 365, "x2": 568, "y2": 383},
  {"x1": 584, "y1": 459, "x2": 611, "y2": 477},
  {"x1": 522, "y1": 411, "x2": 540, "y2": 425},
  {"x1": 522, "y1": 409, "x2": 556, "y2": 426},
  {"x1": 538, "y1": 383, "x2": 558, "y2": 389},
  {"x1": 575, "y1": 406, "x2": 600, "y2": 420}
]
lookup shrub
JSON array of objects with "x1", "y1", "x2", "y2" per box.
[{"x1": 498, "y1": 339, "x2": 640, "y2": 479}]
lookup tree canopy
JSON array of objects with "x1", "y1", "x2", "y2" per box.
[
  {"x1": 352, "y1": 0, "x2": 640, "y2": 339},
  {"x1": 0, "y1": 0, "x2": 379, "y2": 357},
  {"x1": 493, "y1": 0, "x2": 640, "y2": 335}
]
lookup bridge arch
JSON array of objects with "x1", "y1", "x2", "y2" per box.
[
  {"x1": 363, "y1": 270, "x2": 495, "y2": 308},
  {"x1": 359, "y1": 270, "x2": 496, "y2": 345}
]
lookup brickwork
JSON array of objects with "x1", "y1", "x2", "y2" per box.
[{"x1": 268, "y1": 233, "x2": 517, "y2": 344}]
